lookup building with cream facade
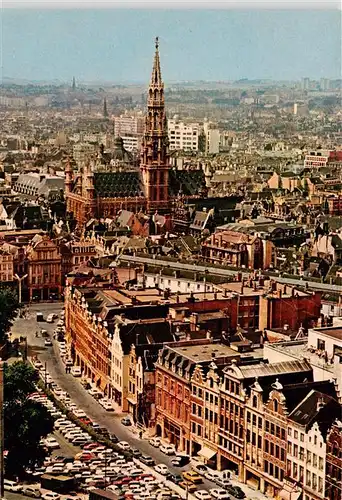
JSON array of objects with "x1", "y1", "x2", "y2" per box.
[{"x1": 167, "y1": 119, "x2": 199, "y2": 152}]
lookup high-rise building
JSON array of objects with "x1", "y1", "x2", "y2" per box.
[
  {"x1": 301, "y1": 77, "x2": 310, "y2": 91},
  {"x1": 113, "y1": 114, "x2": 145, "y2": 137},
  {"x1": 167, "y1": 119, "x2": 199, "y2": 151}
]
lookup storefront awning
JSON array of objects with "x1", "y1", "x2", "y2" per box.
[
  {"x1": 278, "y1": 488, "x2": 302, "y2": 500},
  {"x1": 126, "y1": 397, "x2": 137, "y2": 405},
  {"x1": 198, "y1": 446, "x2": 217, "y2": 460}
]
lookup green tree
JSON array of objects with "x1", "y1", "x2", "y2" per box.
[
  {"x1": 4, "y1": 362, "x2": 54, "y2": 478},
  {"x1": 0, "y1": 288, "x2": 19, "y2": 344}
]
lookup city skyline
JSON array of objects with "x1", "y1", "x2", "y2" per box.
[{"x1": 1, "y1": 9, "x2": 341, "y2": 83}]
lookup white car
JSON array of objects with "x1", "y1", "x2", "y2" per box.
[
  {"x1": 194, "y1": 491, "x2": 211, "y2": 500},
  {"x1": 42, "y1": 492, "x2": 60, "y2": 500},
  {"x1": 44, "y1": 437, "x2": 60, "y2": 450},
  {"x1": 205, "y1": 470, "x2": 221, "y2": 482},
  {"x1": 117, "y1": 441, "x2": 131, "y2": 451},
  {"x1": 22, "y1": 485, "x2": 41, "y2": 498},
  {"x1": 46, "y1": 314, "x2": 55, "y2": 323},
  {"x1": 149, "y1": 437, "x2": 162, "y2": 447},
  {"x1": 33, "y1": 360, "x2": 43, "y2": 369},
  {"x1": 101, "y1": 400, "x2": 114, "y2": 411},
  {"x1": 54, "y1": 419, "x2": 69, "y2": 429},
  {"x1": 70, "y1": 367, "x2": 82, "y2": 377},
  {"x1": 44, "y1": 338, "x2": 52, "y2": 347},
  {"x1": 159, "y1": 443, "x2": 176, "y2": 455},
  {"x1": 209, "y1": 489, "x2": 231, "y2": 499},
  {"x1": 154, "y1": 464, "x2": 169, "y2": 476},
  {"x1": 73, "y1": 409, "x2": 87, "y2": 418},
  {"x1": 4, "y1": 479, "x2": 22, "y2": 492}
]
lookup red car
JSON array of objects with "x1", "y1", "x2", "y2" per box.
[
  {"x1": 79, "y1": 418, "x2": 92, "y2": 426},
  {"x1": 83, "y1": 443, "x2": 99, "y2": 451},
  {"x1": 79, "y1": 453, "x2": 95, "y2": 462}
]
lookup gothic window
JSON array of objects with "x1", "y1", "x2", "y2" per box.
[{"x1": 153, "y1": 140, "x2": 158, "y2": 160}]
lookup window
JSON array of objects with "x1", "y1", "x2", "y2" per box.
[
  {"x1": 252, "y1": 395, "x2": 258, "y2": 408},
  {"x1": 319, "y1": 457, "x2": 323, "y2": 471},
  {"x1": 300, "y1": 433, "x2": 304, "y2": 442},
  {"x1": 307, "y1": 451, "x2": 311, "y2": 464},
  {"x1": 274, "y1": 399, "x2": 278, "y2": 412},
  {"x1": 294, "y1": 430, "x2": 298, "y2": 439},
  {"x1": 317, "y1": 339, "x2": 325, "y2": 350}
]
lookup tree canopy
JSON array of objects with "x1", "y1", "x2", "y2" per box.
[
  {"x1": 0, "y1": 288, "x2": 19, "y2": 344},
  {"x1": 4, "y1": 362, "x2": 54, "y2": 478}
]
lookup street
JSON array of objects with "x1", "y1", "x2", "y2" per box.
[{"x1": 10, "y1": 303, "x2": 267, "y2": 500}]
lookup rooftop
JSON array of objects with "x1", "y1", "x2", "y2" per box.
[{"x1": 169, "y1": 343, "x2": 238, "y2": 363}]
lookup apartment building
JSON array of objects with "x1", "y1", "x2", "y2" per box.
[
  {"x1": 0, "y1": 245, "x2": 14, "y2": 282},
  {"x1": 167, "y1": 119, "x2": 199, "y2": 152},
  {"x1": 325, "y1": 420, "x2": 342, "y2": 500},
  {"x1": 113, "y1": 114, "x2": 145, "y2": 137}
]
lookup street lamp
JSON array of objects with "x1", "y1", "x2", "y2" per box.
[{"x1": 14, "y1": 274, "x2": 28, "y2": 306}]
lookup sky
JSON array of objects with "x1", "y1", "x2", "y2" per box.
[{"x1": 1, "y1": 8, "x2": 341, "y2": 83}]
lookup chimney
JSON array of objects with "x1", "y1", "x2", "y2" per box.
[{"x1": 317, "y1": 397, "x2": 325, "y2": 412}]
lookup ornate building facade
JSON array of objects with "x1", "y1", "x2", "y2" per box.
[{"x1": 65, "y1": 38, "x2": 206, "y2": 228}]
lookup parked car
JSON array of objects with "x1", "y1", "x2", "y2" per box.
[
  {"x1": 209, "y1": 489, "x2": 231, "y2": 500},
  {"x1": 205, "y1": 469, "x2": 221, "y2": 482},
  {"x1": 168, "y1": 473, "x2": 183, "y2": 484},
  {"x1": 182, "y1": 470, "x2": 203, "y2": 484},
  {"x1": 71, "y1": 367, "x2": 82, "y2": 377},
  {"x1": 117, "y1": 441, "x2": 131, "y2": 451},
  {"x1": 44, "y1": 437, "x2": 60, "y2": 450},
  {"x1": 192, "y1": 462, "x2": 209, "y2": 475},
  {"x1": 171, "y1": 454, "x2": 190, "y2": 467},
  {"x1": 44, "y1": 339, "x2": 52, "y2": 347},
  {"x1": 22, "y1": 485, "x2": 41, "y2": 498},
  {"x1": 4, "y1": 479, "x2": 22, "y2": 492},
  {"x1": 140, "y1": 455, "x2": 155, "y2": 466},
  {"x1": 46, "y1": 314, "x2": 55, "y2": 323},
  {"x1": 179, "y1": 481, "x2": 197, "y2": 493},
  {"x1": 149, "y1": 437, "x2": 162, "y2": 447},
  {"x1": 216, "y1": 478, "x2": 232, "y2": 490},
  {"x1": 121, "y1": 416, "x2": 132, "y2": 426},
  {"x1": 226, "y1": 485, "x2": 246, "y2": 499},
  {"x1": 41, "y1": 492, "x2": 60, "y2": 500},
  {"x1": 160, "y1": 443, "x2": 176, "y2": 455},
  {"x1": 194, "y1": 491, "x2": 211, "y2": 500},
  {"x1": 154, "y1": 464, "x2": 169, "y2": 476}
]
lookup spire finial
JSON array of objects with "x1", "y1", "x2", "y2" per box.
[{"x1": 155, "y1": 36, "x2": 159, "y2": 49}]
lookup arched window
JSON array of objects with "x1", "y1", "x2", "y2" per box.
[{"x1": 252, "y1": 395, "x2": 258, "y2": 408}]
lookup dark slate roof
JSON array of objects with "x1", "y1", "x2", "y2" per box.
[
  {"x1": 288, "y1": 389, "x2": 341, "y2": 435},
  {"x1": 169, "y1": 169, "x2": 206, "y2": 197},
  {"x1": 94, "y1": 172, "x2": 144, "y2": 198},
  {"x1": 281, "y1": 380, "x2": 338, "y2": 414}
]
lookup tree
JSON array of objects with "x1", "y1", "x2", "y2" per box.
[
  {"x1": 0, "y1": 288, "x2": 19, "y2": 345},
  {"x1": 4, "y1": 362, "x2": 54, "y2": 478}
]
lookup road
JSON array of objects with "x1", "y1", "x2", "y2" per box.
[
  {"x1": 118, "y1": 254, "x2": 342, "y2": 293},
  {"x1": 11, "y1": 303, "x2": 267, "y2": 500}
]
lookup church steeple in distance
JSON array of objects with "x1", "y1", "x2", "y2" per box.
[
  {"x1": 140, "y1": 36, "x2": 170, "y2": 214},
  {"x1": 72, "y1": 76, "x2": 76, "y2": 91},
  {"x1": 103, "y1": 97, "x2": 108, "y2": 118}
]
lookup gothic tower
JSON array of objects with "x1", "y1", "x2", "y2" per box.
[{"x1": 140, "y1": 37, "x2": 170, "y2": 214}]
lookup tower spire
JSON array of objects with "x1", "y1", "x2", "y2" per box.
[
  {"x1": 151, "y1": 36, "x2": 162, "y2": 86},
  {"x1": 140, "y1": 37, "x2": 169, "y2": 214}
]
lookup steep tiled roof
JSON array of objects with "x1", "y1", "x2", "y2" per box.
[
  {"x1": 169, "y1": 169, "x2": 206, "y2": 196},
  {"x1": 94, "y1": 172, "x2": 144, "y2": 198}
]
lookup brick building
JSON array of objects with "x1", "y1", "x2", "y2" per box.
[
  {"x1": 325, "y1": 420, "x2": 342, "y2": 500},
  {"x1": 26, "y1": 234, "x2": 62, "y2": 300}
]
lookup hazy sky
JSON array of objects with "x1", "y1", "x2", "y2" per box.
[{"x1": 1, "y1": 9, "x2": 341, "y2": 83}]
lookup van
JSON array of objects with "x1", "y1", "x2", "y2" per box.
[{"x1": 36, "y1": 312, "x2": 44, "y2": 322}]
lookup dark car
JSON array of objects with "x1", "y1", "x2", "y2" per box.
[
  {"x1": 109, "y1": 433, "x2": 119, "y2": 443},
  {"x1": 131, "y1": 448, "x2": 142, "y2": 458},
  {"x1": 140, "y1": 455, "x2": 155, "y2": 466},
  {"x1": 167, "y1": 473, "x2": 183, "y2": 484},
  {"x1": 230, "y1": 486, "x2": 246, "y2": 499}
]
